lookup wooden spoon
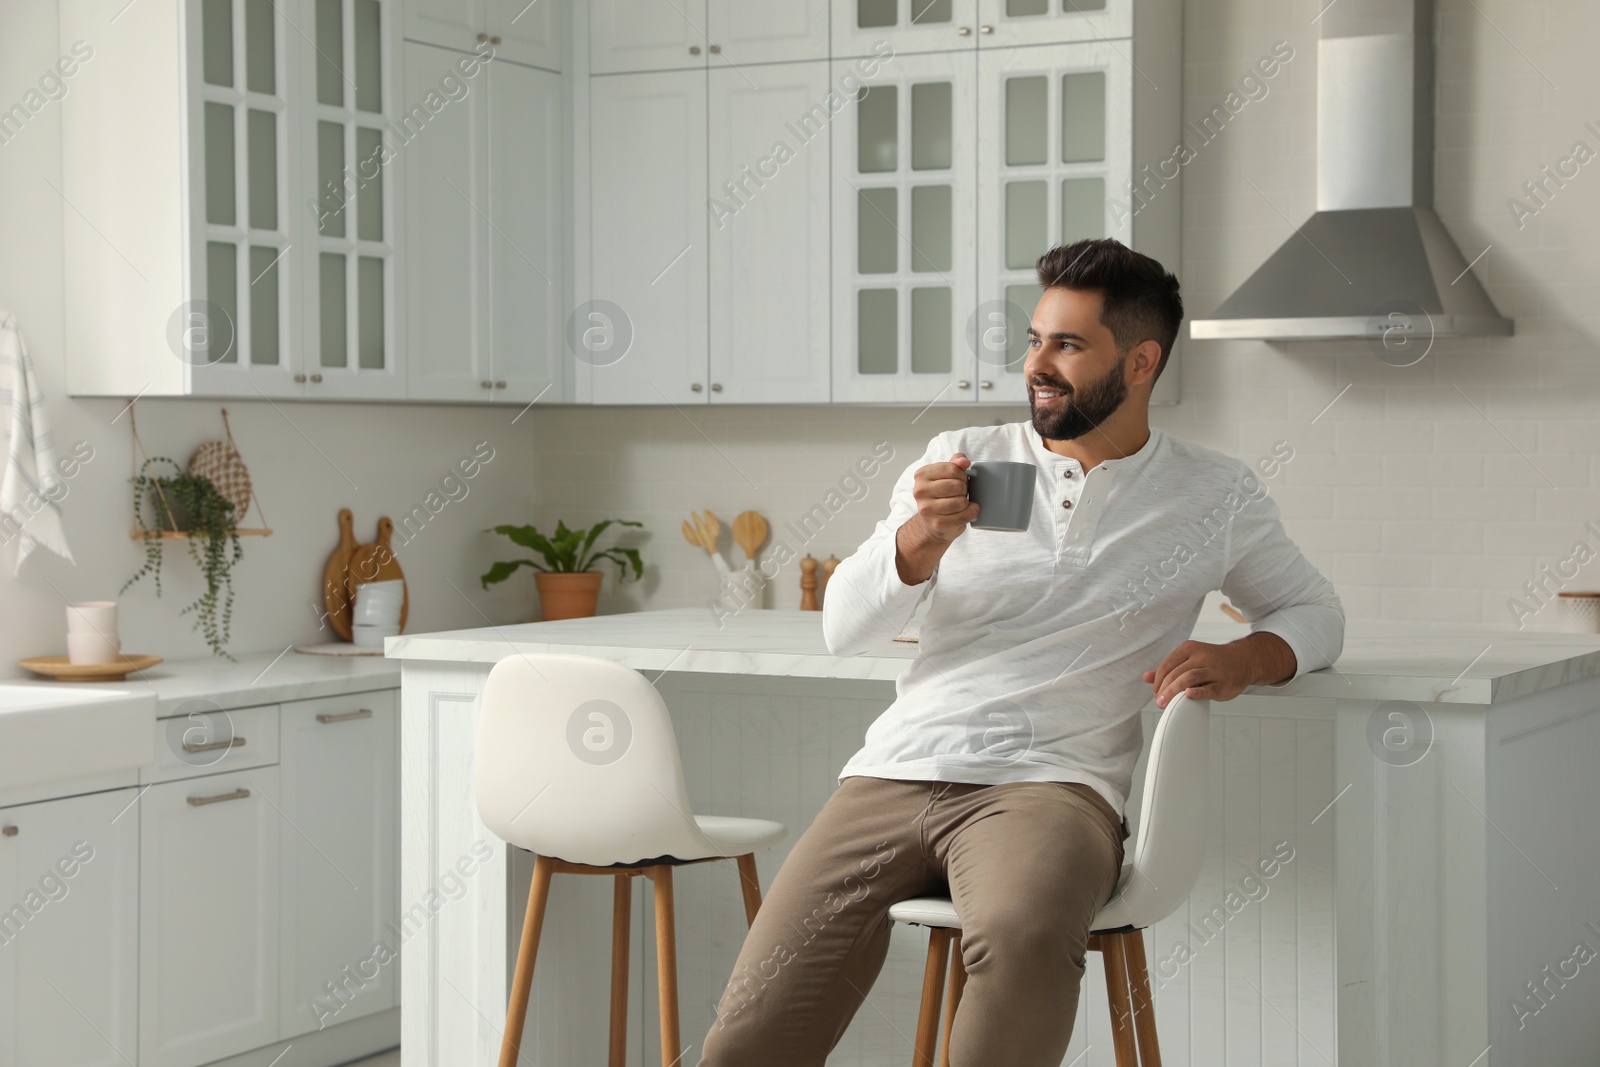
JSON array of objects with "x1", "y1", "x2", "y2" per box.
[{"x1": 732, "y1": 511, "x2": 769, "y2": 564}]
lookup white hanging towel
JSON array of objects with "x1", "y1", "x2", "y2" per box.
[{"x1": 0, "y1": 313, "x2": 76, "y2": 573}]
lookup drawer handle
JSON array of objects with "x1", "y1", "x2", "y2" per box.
[
  {"x1": 2, "y1": 825, "x2": 17, "y2": 837},
  {"x1": 317, "y1": 708, "x2": 373, "y2": 724},
  {"x1": 184, "y1": 736, "x2": 246, "y2": 754},
  {"x1": 187, "y1": 788, "x2": 251, "y2": 807}
]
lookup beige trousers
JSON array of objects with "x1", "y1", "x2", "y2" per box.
[{"x1": 698, "y1": 775, "x2": 1126, "y2": 1067}]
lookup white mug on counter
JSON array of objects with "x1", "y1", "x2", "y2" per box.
[{"x1": 66, "y1": 601, "x2": 122, "y2": 665}]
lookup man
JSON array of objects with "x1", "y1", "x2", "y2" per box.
[{"x1": 698, "y1": 238, "x2": 1343, "y2": 1066}]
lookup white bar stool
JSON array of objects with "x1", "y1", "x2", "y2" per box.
[
  {"x1": 888, "y1": 692, "x2": 1212, "y2": 1067},
  {"x1": 476, "y1": 652, "x2": 788, "y2": 1067}
]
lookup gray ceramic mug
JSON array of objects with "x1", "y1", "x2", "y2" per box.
[{"x1": 965, "y1": 461, "x2": 1036, "y2": 531}]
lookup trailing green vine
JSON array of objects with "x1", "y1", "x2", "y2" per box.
[{"x1": 122, "y1": 457, "x2": 244, "y2": 660}]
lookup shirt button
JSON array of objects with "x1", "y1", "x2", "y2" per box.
[
  {"x1": 1062, "y1": 499, "x2": 1073, "y2": 509},
  {"x1": 1063, "y1": 469, "x2": 1075, "y2": 479}
]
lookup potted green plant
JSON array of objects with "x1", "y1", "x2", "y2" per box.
[
  {"x1": 122, "y1": 457, "x2": 244, "y2": 660},
  {"x1": 481, "y1": 518, "x2": 644, "y2": 620}
]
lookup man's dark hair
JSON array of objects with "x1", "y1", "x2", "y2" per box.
[{"x1": 1034, "y1": 239, "x2": 1183, "y2": 381}]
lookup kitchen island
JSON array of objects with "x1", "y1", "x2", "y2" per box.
[{"x1": 388, "y1": 608, "x2": 1600, "y2": 1067}]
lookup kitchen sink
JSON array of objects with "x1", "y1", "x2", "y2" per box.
[{"x1": 0, "y1": 683, "x2": 157, "y2": 790}]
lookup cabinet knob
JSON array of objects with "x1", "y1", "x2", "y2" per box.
[
  {"x1": 477, "y1": 32, "x2": 489, "y2": 42},
  {"x1": 494, "y1": 380, "x2": 507, "y2": 389},
  {"x1": 310, "y1": 373, "x2": 323, "y2": 383},
  {"x1": 293, "y1": 373, "x2": 306, "y2": 383},
  {"x1": 958, "y1": 26, "x2": 972, "y2": 35},
  {"x1": 980, "y1": 380, "x2": 993, "y2": 389},
  {"x1": 491, "y1": 35, "x2": 502, "y2": 45},
  {"x1": 690, "y1": 382, "x2": 704, "y2": 392},
  {"x1": 689, "y1": 45, "x2": 701, "y2": 55},
  {"x1": 980, "y1": 24, "x2": 993, "y2": 34},
  {"x1": 481, "y1": 380, "x2": 494, "y2": 389},
  {"x1": 957, "y1": 380, "x2": 971, "y2": 389},
  {"x1": 709, "y1": 44, "x2": 721, "y2": 54},
  {"x1": 710, "y1": 382, "x2": 723, "y2": 392},
  {"x1": 2, "y1": 825, "x2": 17, "y2": 837}
]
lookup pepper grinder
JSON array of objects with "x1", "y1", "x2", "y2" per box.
[
  {"x1": 800, "y1": 554, "x2": 819, "y2": 611},
  {"x1": 821, "y1": 555, "x2": 840, "y2": 597}
]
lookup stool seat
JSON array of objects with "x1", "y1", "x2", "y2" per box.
[
  {"x1": 887, "y1": 876, "x2": 1138, "y2": 937},
  {"x1": 690, "y1": 815, "x2": 788, "y2": 859}
]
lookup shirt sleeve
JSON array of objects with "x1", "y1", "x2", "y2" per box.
[
  {"x1": 822, "y1": 432, "x2": 950, "y2": 657},
  {"x1": 1219, "y1": 464, "x2": 1345, "y2": 681}
]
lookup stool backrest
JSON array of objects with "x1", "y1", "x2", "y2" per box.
[
  {"x1": 474, "y1": 652, "x2": 718, "y2": 867},
  {"x1": 1095, "y1": 691, "x2": 1211, "y2": 931}
]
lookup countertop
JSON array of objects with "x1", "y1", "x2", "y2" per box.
[
  {"x1": 7, "y1": 648, "x2": 400, "y2": 717},
  {"x1": 386, "y1": 608, "x2": 1600, "y2": 705}
]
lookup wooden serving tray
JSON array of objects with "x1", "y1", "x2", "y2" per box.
[{"x1": 18, "y1": 654, "x2": 164, "y2": 682}]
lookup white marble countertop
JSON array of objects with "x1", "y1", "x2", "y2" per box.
[
  {"x1": 386, "y1": 608, "x2": 1600, "y2": 705},
  {"x1": 6, "y1": 648, "x2": 400, "y2": 717}
]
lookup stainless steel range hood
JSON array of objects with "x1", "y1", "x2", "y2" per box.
[{"x1": 1189, "y1": 0, "x2": 1512, "y2": 342}]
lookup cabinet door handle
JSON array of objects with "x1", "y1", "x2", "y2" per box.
[
  {"x1": 317, "y1": 708, "x2": 373, "y2": 724},
  {"x1": 477, "y1": 32, "x2": 489, "y2": 42},
  {"x1": 956, "y1": 380, "x2": 971, "y2": 389},
  {"x1": 310, "y1": 373, "x2": 323, "y2": 383},
  {"x1": 490, "y1": 35, "x2": 502, "y2": 45},
  {"x1": 709, "y1": 44, "x2": 721, "y2": 54},
  {"x1": 183, "y1": 736, "x2": 246, "y2": 754},
  {"x1": 710, "y1": 382, "x2": 723, "y2": 392},
  {"x1": 481, "y1": 380, "x2": 494, "y2": 389},
  {"x1": 689, "y1": 45, "x2": 701, "y2": 55},
  {"x1": 187, "y1": 788, "x2": 251, "y2": 807},
  {"x1": 2, "y1": 825, "x2": 17, "y2": 837},
  {"x1": 494, "y1": 380, "x2": 507, "y2": 389},
  {"x1": 690, "y1": 382, "x2": 704, "y2": 392},
  {"x1": 958, "y1": 26, "x2": 972, "y2": 35},
  {"x1": 980, "y1": 380, "x2": 993, "y2": 389},
  {"x1": 980, "y1": 24, "x2": 993, "y2": 33}
]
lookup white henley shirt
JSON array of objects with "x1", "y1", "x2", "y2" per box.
[{"x1": 824, "y1": 422, "x2": 1345, "y2": 817}]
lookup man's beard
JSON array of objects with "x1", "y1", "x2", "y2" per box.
[{"x1": 1030, "y1": 355, "x2": 1129, "y2": 441}]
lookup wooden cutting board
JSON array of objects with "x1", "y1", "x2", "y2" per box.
[
  {"x1": 346, "y1": 516, "x2": 409, "y2": 631},
  {"x1": 322, "y1": 508, "x2": 358, "y2": 641}
]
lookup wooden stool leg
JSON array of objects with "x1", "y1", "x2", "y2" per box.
[
  {"x1": 609, "y1": 874, "x2": 632, "y2": 1067},
  {"x1": 649, "y1": 866, "x2": 682, "y2": 1067},
  {"x1": 1096, "y1": 933, "x2": 1140, "y2": 1067},
  {"x1": 734, "y1": 854, "x2": 763, "y2": 927},
  {"x1": 1123, "y1": 931, "x2": 1162, "y2": 1067},
  {"x1": 500, "y1": 854, "x2": 555, "y2": 1067},
  {"x1": 913, "y1": 928, "x2": 953, "y2": 1067},
  {"x1": 938, "y1": 933, "x2": 967, "y2": 1067}
]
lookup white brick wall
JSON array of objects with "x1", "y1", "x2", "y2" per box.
[{"x1": 535, "y1": 0, "x2": 1600, "y2": 635}]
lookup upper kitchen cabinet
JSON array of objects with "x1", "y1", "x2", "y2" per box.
[
  {"x1": 830, "y1": 51, "x2": 981, "y2": 404},
  {"x1": 60, "y1": 0, "x2": 404, "y2": 400},
  {"x1": 586, "y1": 69, "x2": 708, "y2": 403},
  {"x1": 404, "y1": 0, "x2": 564, "y2": 71},
  {"x1": 708, "y1": 61, "x2": 832, "y2": 403},
  {"x1": 832, "y1": 0, "x2": 1132, "y2": 57},
  {"x1": 591, "y1": 0, "x2": 829, "y2": 73},
  {"x1": 404, "y1": 41, "x2": 566, "y2": 404}
]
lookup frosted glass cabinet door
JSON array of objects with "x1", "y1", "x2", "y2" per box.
[
  {"x1": 590, "y1": 0, "x2": 708, "y2": 74},
  {"x1": 975, "y1": 0, "x2": 1132, "y2": 48},
  {"x1": 589, "y1": 70, "x2": 709, "y2": 404},
  {"x1": 707, "y1": 61, "x2": 832, "y2": 403},
  {"x1": 830, "y1": 51, "x2": 978, "y2": 403},
  {"x1": 706, "y1": 0, "x2": 830, "y2": 64},
  {"x1": 0, "y1": 789, "x2": 139, "y2": 1067},
  {"x1": 975, "y1": 42, "x2": 1130, "y2": 403},
  {"x1": 831, "y1": 0, "x2": 978, "y2": 60}
]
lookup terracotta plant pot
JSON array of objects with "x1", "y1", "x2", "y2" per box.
[{"x1": 533, "y1": 571, "x2": 604, "y2": 621}]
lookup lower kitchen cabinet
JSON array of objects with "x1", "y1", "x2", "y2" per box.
[
  {"x1": 0, "y1": 788, "x2": 139, "y2": 1067},
  {"x1": 279, "y1": 690, "x2": 400, "y2": 1035},
  {"x1": 139, "y1": 768, "x2": 282, "y2": 1067}
]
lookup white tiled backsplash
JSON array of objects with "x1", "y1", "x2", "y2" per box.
[{"x1": 536, "y1": 0, "x2": 1600, "y2": 633}]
